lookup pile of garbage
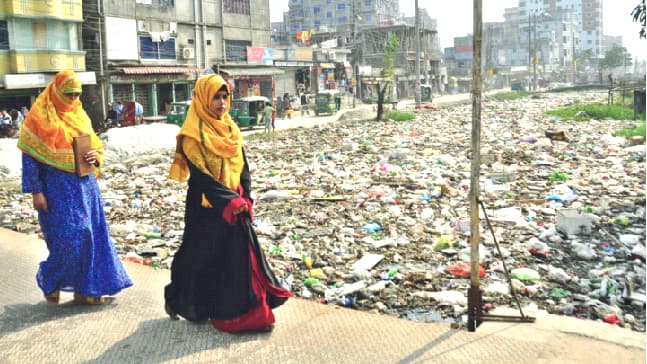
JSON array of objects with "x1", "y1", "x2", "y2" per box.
[{"x1": 0, "y1": 91, "x2": 644, "y2": 331}]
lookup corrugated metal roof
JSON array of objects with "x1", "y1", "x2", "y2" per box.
[
  {"x1": 218, "y1": 67, "x2": 284, "y2": 76},
  {"x1": 120, "y1": 67, "x2": 203, "y2": 75}
]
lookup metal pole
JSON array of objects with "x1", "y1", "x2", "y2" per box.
[
  {"x1": 532, "y1": 14, "x2": 539, "y2": 91},
  {"x1": 467, "y1": 0, "x2": 482, "y2": 332},
  {"x1": 528, "y1": 14, "x2": 531, "y2": 87},
  {"x1": 352, "y1": 0, "x2": 357, "y2": 108},
  {"x1": 97, "y1": 0, "x2": 106, "y2": 122},
  {"x1": 572, "y1": 30, "x2": 576, "y2": 84},
  {"x1": 415, "y1": 0, "x2": 421, "y2": 106}
]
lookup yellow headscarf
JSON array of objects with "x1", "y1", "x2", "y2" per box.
[
  {"x1": 17, "y1": 70, "x2": 103, "y2": 176},
  {"x1": 169, "y1": 74, "x2": 244, "y2": 206}
]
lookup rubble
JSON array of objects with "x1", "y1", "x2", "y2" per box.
[{"x1": 0, "y1": 90, "x2": 644, "y2": 331}]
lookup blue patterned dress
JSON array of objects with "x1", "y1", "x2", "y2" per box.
[{"x1": 21, "y1": 153, "x2": 132, "y2": 297}]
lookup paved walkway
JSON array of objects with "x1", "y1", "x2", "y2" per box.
[{"x1": 0, "y1": 227, "x2": 644, "y2": 363}]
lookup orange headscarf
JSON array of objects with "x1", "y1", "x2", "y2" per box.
[
  {"x1": 17, "y1": 70, "x2": 103, "y2": 175},
  {"x1": 169, "y1": 74, "x2": 244, "y2": 204}
]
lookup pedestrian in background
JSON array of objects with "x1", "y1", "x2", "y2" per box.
[
  {"x1": 17, "y1": 69, "x2": 132, "y2": 305},
  {"x1": 0, "y1": 109, "x2": 12, "y2": 126},
  {"x1": 261, "y1": 101, "x2": 275, "y2": 134},
  {"x1": 134, "y1": 101, "x2": 144, "y2": 124},
  {"x1": 165, "y1": 74, "x2": 291, "y2": 332}
]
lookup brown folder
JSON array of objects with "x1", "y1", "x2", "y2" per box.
[{"x1": 72, "y1": 134, "x2": 94, "y2": 177}]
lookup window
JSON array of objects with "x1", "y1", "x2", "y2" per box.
[
  {"x1": 364, "y1": 0, "x2": 371, "y2": 5},
  {"x1": 314, "y1": 6, "x2": 320, "y2": 14},
  {"x1": 224, "y1": 0, "x2": 250, "y2": 15},
  {"x1": 327, "y1": 0, "x2": 332, "y2": 3},
  {"x1": 225, "y1": 40, "x2": 250, "y2": 62},
  {"x1": 0, "y1": 21, "x2": 8, "y2": 49},
  {"x1": 326, "y1": 11, "x2": 332, "y2": 18},
  {"x1": 365, "y1": 14, "x2": 372, "y2": 23},
  {"x1": 314, "y1": 20, "x2": 321, "y2": 30},
  {"x1": 140, "y1": 36, "x2": 176, "y2": 60},
  {"x1": 337, "y1": 16, "x2": 346, "y2": 24},
  {"x1": 337, "y1": 3, "x2": 345, "y2": 10}
]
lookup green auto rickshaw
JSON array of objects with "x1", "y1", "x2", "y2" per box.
[
  {"x1": 231, "y1": 96, "x2": 270, "y2": 127},
  {"x1": 314, "y1": 90, "x2": 341, "y2": 116},
  {"x1": 167, "y1": 101, "x2": 191, "y2": 126}
]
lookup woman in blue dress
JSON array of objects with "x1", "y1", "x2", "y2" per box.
[{"x1": 18, "y1": 70, "x2": 132, "y2": 305}]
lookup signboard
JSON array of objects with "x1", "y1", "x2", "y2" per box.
[
  {"x1": 247, "y1": 47, "x2": 265, "y2": 64},
  {"x1": 262, "y1": 48, "x2": 273, "y2": 66},
  {"x1": 3, "y1": 74, "x2": 46, "y2": 89},
  {"x1": 105, "y1": 17, "x2": 139, "y2": 60},
  {"x1": 3, "y1": 72, "x2": 96, "y2": 89},
  {"x1": 247, "y1": 47, "x2": 274, "y2": 65},
  {"x1": 294, "y1": 47, "x2": 313, "y2": 61}
]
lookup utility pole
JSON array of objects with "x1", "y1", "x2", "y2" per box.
[
  {"x1": 414, "y1": 0, "x2": 421, "y2": 106},
  {"x1": 96, "y1": 0, "x2": 106, "y2": 122},
  {"x1": 528, "y1": 14, "x2": 531, "y2": 89},
  {"x1": 572, "y1": 30, "x2": 576, "y2": 83},
  {"x1": 351, "y1": 0, "x2": 359, "y2": 108},
  {"x1": 467, "y1": 0, "x2": 483, "y2": 332},
  {"x1": 532, "y1": 14, "x2": 538, "y2": 91}
]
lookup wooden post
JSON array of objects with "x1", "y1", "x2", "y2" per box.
[{"x1": 467, "y1": 0, "x2": 483, "y2": 332}]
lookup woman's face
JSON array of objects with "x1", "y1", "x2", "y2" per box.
[{"x1": 209, "y1": 90, "x2": 228, "y2": 119}]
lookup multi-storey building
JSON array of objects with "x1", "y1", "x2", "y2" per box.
[
  {"x1": 0, "y1": 0, "x2": 94, "y2": 109},
  {"x1": 284, "y1": 0, "x2": 399, "y2": 43},
  {"x1": 517, "y1": 0, "x2": 603, "y2": 57},
  {"x1": 82, "y1": 0, "x2": 277, "y2": 124}
]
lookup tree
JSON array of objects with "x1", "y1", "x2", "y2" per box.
[
  {"x1": 575, "y1": 49, "x2": 594, "y2": 71},
  {"x1": 600, "y1": 45, "x2": 632, "y2": 69},
  {"x1": 376, "y1": 33, "x2": 399, "y2": 121},
  {"x1": 632, "y1": 0, "x2": 646, "y2": 39}
]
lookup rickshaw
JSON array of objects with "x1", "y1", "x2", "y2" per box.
[
  {"x1": 167, "y1": 101, "x2": 191, "y2": 126},
  {"x1": 231, "y1": 96, "x2": 270, "y2": 127},
  {"x1": 314, "y1": 90, "x2": 341, "y2": 116}
]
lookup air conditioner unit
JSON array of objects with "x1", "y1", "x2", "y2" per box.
[
  {"x1": 328, "y1": 51, "x2": 336, "y2": 60},
  {"x1": 181, "y1": 47, "x2": 195, "y2": 59},
  {"x1": 137, "y1": 20, "x2": 147, "y2": 32},
  {"x1": 169, "y1": 22, "x2": 177, "y2": 34}
]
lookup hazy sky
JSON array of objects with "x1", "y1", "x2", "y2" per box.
[{"x1": 271, "y1": 0, "x2": 647, "y2": 61}]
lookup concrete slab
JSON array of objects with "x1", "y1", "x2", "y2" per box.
[{"x1": 0, "y1": 224, "x2": 644, "y2": 363}]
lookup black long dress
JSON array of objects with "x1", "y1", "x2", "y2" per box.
[{"x1": 164, "y1": 150, "x2": 290, "y2": 324}]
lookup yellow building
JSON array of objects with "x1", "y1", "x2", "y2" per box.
[{"x1": 0, "y1": 0, "x2": 92, "y2": 109}]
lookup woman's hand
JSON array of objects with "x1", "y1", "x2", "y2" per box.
[
  {"x1": 84, "y1": 150, "x2": 99, "y2": 166},
  {"x1": 32, "y1": 192, "x2": 48, "y2": 212},
  {"x1": 233, "y1": 203, "x2": 249, "y2": 215}
]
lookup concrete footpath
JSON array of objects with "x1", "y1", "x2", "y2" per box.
[{"x1": 0, "y1": 227, "x2": 644, "y2": 364}]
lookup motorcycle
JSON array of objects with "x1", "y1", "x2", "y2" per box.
[{"x1": 0, "y1": 123, "x2": 18, "y2": 138}]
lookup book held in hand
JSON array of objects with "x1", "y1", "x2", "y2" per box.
[{"x1": 72, "y1": 134, "x2": 94, "y2": 177}]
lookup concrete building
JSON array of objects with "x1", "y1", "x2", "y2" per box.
[
  {"x1": 284, "y1": 0, "x2": 399, "y2": 44},
  {"x1": 0, "y1": 0, "x2": 95, "y2": 110},
  {"x1": 82, "y1": 0, "x2": 277, "y2": 124},
  {"x1": 516, "y1": 0, "x2": 603, "y2": 58}
]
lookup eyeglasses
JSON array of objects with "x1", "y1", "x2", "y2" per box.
[{"x1": 65, "y1": 93, "x2": 81, "y2": 99}]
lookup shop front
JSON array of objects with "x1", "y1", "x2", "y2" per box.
[
  {"x1": 218, "y1": 66, "x2": 284, "y2": 101},
  {"x1": 108, "y1": 67, "x2": 203, "y2": 120}
]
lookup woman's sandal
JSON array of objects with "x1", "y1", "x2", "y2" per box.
[
  {"x1": 45, "y1": 291, "x2": 60, "y2": 305},
  {"x1": 165, "y1": 303, "x2": 179, "y2": 320},
  {"x1": 73, "y1": 292, "x2": 105, "y2": 305}
]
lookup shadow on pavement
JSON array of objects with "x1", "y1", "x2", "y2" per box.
[
  {"x1": 0, "y1": 300, "x2": 117, "y2": 337},
  {"x1": 83, "y1": 318, "x2": 272, "y2": 363}
]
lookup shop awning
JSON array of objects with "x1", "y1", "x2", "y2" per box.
[
  {"x1": 319, "y1": 63, "x2": 336, "y2": 69},
  {"x1": 218, "y1": 67, "x2": 284, "y2": 76},
  {"x1": 119, "y1": 67, "x2": 204, "y2": 75}
]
